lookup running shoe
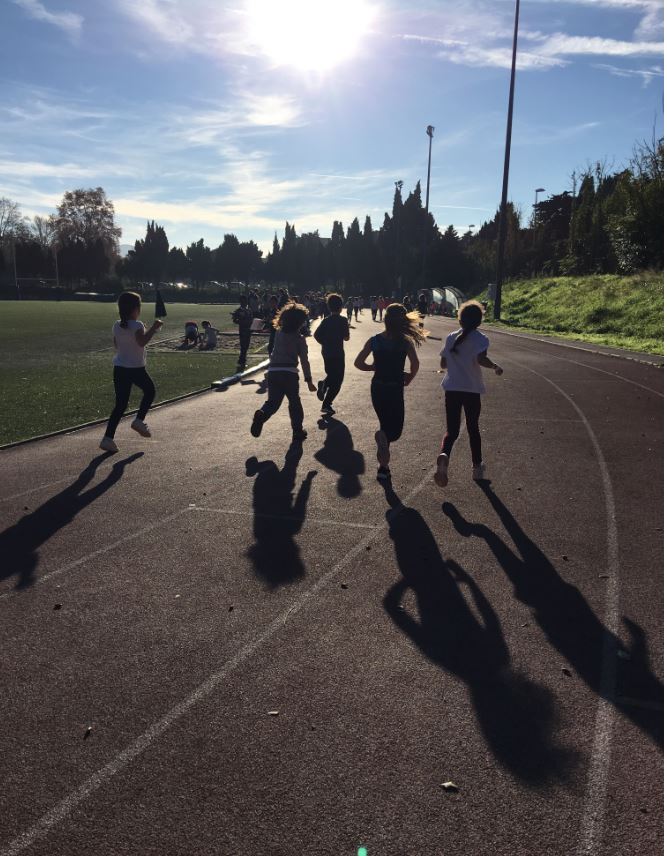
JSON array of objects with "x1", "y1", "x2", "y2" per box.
[
  {"x1": 321, "y1": 404, "x2": 335, "y2": 415},
  {"x1": 472, "y1": 462, "x2": 486, "y2": 481},
  {"x1": 250, "y1": 410, "x2": 265, "y2": 437},
  {"x1": 131, "y1": 419, "x2": 151, "y2": 437},
  {"x1": 434, "y1": 453, "x2": 449, "y2": 487},
  {"x1": 375, "y1": 430, "x2": 390, "y2": 466},
  {"x1": 99, "y1": 436, "x2": 118, "y2": 453}
]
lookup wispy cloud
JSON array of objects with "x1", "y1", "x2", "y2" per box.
[
  {"x1": 11, "y1": 0, "x2": 83, "y2": 38},
  {"x1": 593, "y1": 62, "x2": 664, "y2": 85},
  {"x1": 400, "y1": 0, "x2": 664, "y2": 72}
]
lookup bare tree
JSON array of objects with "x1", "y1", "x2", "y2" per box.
[
  {"x1": 0, "y1": 197, "x2": 29, "y2": 241},
  {"x1": 32, "y1": 214, "x2": 57, "y2": 249}
]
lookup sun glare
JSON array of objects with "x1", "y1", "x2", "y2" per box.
[{"x1": 244, "y1": 0, "x2": 377, "y2": 72}]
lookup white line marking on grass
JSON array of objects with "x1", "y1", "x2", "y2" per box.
[
  {"x1": 0, "y1": 509, "x2": 192, "y2": 602},
  {"x1": 191, "y1": 506, "x2": 379, "y2": 529},
  {"x1": 505, "y1": 357, "x2": 620, "y2": 856},
  {"x1": 0, "y1": 471, "x2": 433, "y2": 856}
]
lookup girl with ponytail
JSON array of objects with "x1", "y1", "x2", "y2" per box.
[
  {"x1": 434, "y1": 300, "x2": 503, "y2": 487},
  {"x1": 354, "y1": 303, "x2": 426, "y2": 481}
]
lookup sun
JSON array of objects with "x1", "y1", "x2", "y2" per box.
[{"x1": 243, "y1": 0, "x2": 377, "y2": 72}]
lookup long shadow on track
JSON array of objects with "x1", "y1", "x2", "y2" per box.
[
  {"x1": 314, "y1": 416, "x2": 365, "y2": 499},
  {"x1": 245, "y1": 445, "x2": 316, "y2": 587},
  {"x1": 443, "y1": 481, "x2": 663, "y2": 749},
  {"x1": 0, "y1": 451, "x2": 143, "y2": 591},
  {"x1": 382, "y1": 481, "x2": 578, "y2": 788}
]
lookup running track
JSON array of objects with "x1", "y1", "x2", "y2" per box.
[{"x1": 0, "y1": 315, "x2": 662, "y2": 856}]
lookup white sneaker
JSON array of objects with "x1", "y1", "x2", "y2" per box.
[
  {"x1": 131, "y1": 419, "x2": 151, "y2": 438},
  {"x1": 375, "y1": 430, "x2": 390, "y2": 466},
  {"x1": 472, "y1": 462, "x2": 486, "y2": 481},
  {"x1": 434, "y1": 453, "x2": 449, "y2": 487},
  {"x1": 99, "y1": 436, "x2": 118, "y2": 453}
]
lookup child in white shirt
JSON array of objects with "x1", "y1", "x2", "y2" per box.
[{"x1": 434, "y1": 300, "x2": 503, "y2": 487}]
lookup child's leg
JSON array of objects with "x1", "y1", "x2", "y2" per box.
[
  {"x1": 105, "y1": 367, "x2": 133, "y2": 439},
  {"x1": 260, "y1": 372, "x2": 286, "y2": 420},
  {"x1": 462, "y1": 393, "x2": 482, "y2": 465},
  {"x1": 283, "y1": 374, "x2": 304, "y2": 431},
  {"x1": 239, "y1": 330, "x2": 251, "y2": 365},
  {"x1": 133, "y1": 368, "x2": 156, "y2": 421},
  {"x1": 323, "y1": 357, "x2": 345, "y2": 406},
  {"x1": 441, "y1": 391, "x2": 464, "y2": 457}
]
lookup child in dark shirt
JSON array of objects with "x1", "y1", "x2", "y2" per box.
[
  {"x1": 232, "y1": 295, "x2": 254, "y2": 371},
  {"x1": 313, "y1": 293, "x2": 350, "y2": 416}
]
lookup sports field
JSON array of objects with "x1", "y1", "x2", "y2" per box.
[{"x1": 0, "y1": 301, "x2": 267, "y2": 446}]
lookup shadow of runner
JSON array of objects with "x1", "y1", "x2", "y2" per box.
[
  {"x1": 245, "y1": 445, "x2": 316, "y2": 587},
  {"x1": 442, "y1": 481, "x2": 663, "y2": 748},
  {"x1": 384, "y1": 495, "x2": 578, "y2": 787},
  {"x1": 314, "y1": 417, "x2": 365, "y2": 498},
  {"x1": 0, "y1": 451, "x2": 144, "y2": 590}
]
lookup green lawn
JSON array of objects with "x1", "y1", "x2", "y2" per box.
[
  {"x1": 484, "y1": 272, "x2": 664, "y2": 355},
  {"x1": 0, "y1": 301, "x2": 267, "y2": 445}
]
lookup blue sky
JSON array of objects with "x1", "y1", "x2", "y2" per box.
[{"x1": 1, "y1": 0, "x2": 663, "y2": 254}]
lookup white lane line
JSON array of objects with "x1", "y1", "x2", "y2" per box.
[
  {"x1": 504, "y1": 357, "x2": 620, "y2": 856},
  {"x1": 191, "y1": 506, "x2": 379, "y2": 530},
  {"x1": 0, "y1": 478, "x2": 74, "y2": 504},
  {"x1": 0, "y1": 471, "x2": 433, "y2": 856},
  {"x1": 0, "y1": 509, "x2": 192, "y2": 602},
  {"x1": 496, "y1": 335, "x2": 663, "y2": 398}
]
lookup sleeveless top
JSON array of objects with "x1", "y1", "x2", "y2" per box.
[{"x1": 371, "y1": 334, "x2": 407, "y2": 384}]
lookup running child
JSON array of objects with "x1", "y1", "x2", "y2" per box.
[
  {"x1": 354, "y1": 303, "x2": 426, "y2": 481},
  {"x1": 100, "y1": 291, "x2": 162, "y2": 453},
  {"x1": 434, "y1": 300, "x2": 503, "y2": 487},
  {"x1": 251, "y1": 303, "x2": 317, "y2": 444},
  {"x1": 232, "y1": 295, "x2": 254, "y2": 371},
  {"x1": 313, "y1": 293, "x2": 350, "y2": 416}
]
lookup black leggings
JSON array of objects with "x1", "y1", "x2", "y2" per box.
[
  {"x1": 322, "y1": 356, "x2": 345, "y2": 406},
  {"x1": 441, "y1": 391, "x2": 482, "y2": 465},
  {"x1": 260, "y1": 371, "x2": 304, "y2": 431},
  {"x1": 105, "y1": 366, "x2": 156, "y2": 439},
  {"x1": 239, "y1": 329, "x2": 252, "y2": 366},
  {"x1": 371, "y1": 379, "x2": 404, "y2": 443}
]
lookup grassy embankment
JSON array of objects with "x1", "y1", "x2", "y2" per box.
[
  {"x1": 0, "y1": 302, "x2": 267, "y2": 446},
  {"x1": 485, "y1": 272, "x2": 663, "y2": 356}
]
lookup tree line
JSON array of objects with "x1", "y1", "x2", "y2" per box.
[{"x1": 0, "y1": 136, "x2": 661, "y2": 298}]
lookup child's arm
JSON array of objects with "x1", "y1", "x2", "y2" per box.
[
  {"x1": 298, "y1": 338, "x2": 316, "y2": 392},
  {"x1": 135, "y1": 320, "x2": 163, "y2": 347},
  {"x1": 403, "y1": 341, "x2": 420, "y2": 386},
  {"x1": 354, "y1": 338, "x2": 374, "y2": 371},
  {"x1": 477, "y1": 350, "x2": 503, "y2": 375}
]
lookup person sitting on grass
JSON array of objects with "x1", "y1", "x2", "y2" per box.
[
  {"x1": 198, "y1": 320, "x2": 219, "y2": 350},
  {"x1": 182, "y1": 320, "x2": 198, "y2": 349},
  {"x1": 251, "y1": 303, "x2": 317, "y2": 445}
]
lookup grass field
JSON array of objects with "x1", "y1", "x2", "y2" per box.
[
  {"x1": 0, "y1": 301, "x2": 268, "y2": 446},
  {"x1": 485, "y1": 272, "x2": 664, "y2": 355}
]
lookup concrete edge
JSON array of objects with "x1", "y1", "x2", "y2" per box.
[{"x1": 0, "y1": 359, "x2": 270, "y2": 452}]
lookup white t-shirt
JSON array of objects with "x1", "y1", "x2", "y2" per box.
[
  {"x1": 441, "y1": 328, "x2": 489, "y2": 394},
  {"x1": 204, "y1": 326, "x2": 218, "y2": 345},
  {"x1": 112, "y1": 319, "x2": 146, "y2": 368}
]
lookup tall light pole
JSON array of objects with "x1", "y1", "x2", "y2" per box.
[
  {"x1": 394, "y1": 179, "x2": 403, "y2": 297},
  {"x1": 420, "y1": 125, "x2": 435, "y2": 292},
  {"x1": 494, "y1": 0, "x2": 521, "y2": 320},
  {"x1": 533, "y1": 187, "x2": 545, "y2": 245}
]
